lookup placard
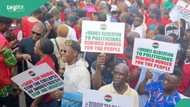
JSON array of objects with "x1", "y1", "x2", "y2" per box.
[
  {"x1": 165, "y1": 21, "x2": 180, "y2": 40},
  {"x1": 11, "y1": 63, "x2": 64, "y2": 99},
  {"x1": 170, "y1": 0, "x2": 190, "y2": 22},
  {"x1": 81, "y1": 89, "x2": 134, "y2": 107},
  {"x1": 132, "y1": 38, "x2": 179, "y2": 73},
  {"x1": 81, "y1": 21, "x2": 125, "y2": 54}
]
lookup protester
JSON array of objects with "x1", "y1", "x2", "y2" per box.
[
  {"x1": 57, "y1": 23, "x2": 78, "y2": 41},
  {"x1": 21, "y1": 9, "x2": 42, "y2": 38},
  {"x1": 1, "y1": 0, "x2": 190, "y2": 107},
  {"x1": 16, "y1": 22, "x2": 45, "y2": 107},
  {"x1": 63, "y1": 40, "x2": 90, "y2": 92},
  {"x1": 178, "y1": 46, "x2": 190, "y2": 97},
  {"x1": 51, "y1": 36, "x2": 66, "y2": 76},
  {"x1": 99, "y1": 63, "x2": 139, "y2": 107},
  {"x1": 91, "y1": 53, "x2": 124, "y2": 89},
  {"x1": 124, "y1": 31, "x2": 140, "y2": 64},
  {"x1": 131, "y1": 12, "x2": 146, "y2": 38},
  {"x1": 43, "y1": 13, "x2": 57, "y2": 39},
  {"x1": 73, "y1": 17, "x2": 89, "y2": 41},
  {"x1": 138, "y1": 70, "x2": 182, "y2": 107},
  {"x1": 16, "y1": 22, "x2": 46, "y2": 72},
  {"x1": 180, "y1": 29, "x2": 190, "y2": 55},
  {"x1": 0, "y1": 16, "x2": 20, "y2": 107},
  {"x1": 31, "y1": 38, "x2": 63, "y2": 107},
  {"x1": 3, "y1": 32, "x2": 18, "y2": 50}
]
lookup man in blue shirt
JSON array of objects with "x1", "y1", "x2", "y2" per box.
[{"x1": 138, "y1": 70, "x2": 182, "y2": 107}]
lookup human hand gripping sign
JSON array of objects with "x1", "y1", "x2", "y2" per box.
[
  {"x1": 22, "y1": 54, "x2": 32, "y2": 61},
  {"x1": 96, "y1": 53, "x2": 106, "y2": 70}
]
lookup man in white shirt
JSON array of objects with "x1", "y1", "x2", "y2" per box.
[
  {"x1": 56, "y1": 24, "x2": 78, "y2": 41},
  {"x1": 62, "y1": 40, "x2": 90, "y2": 92},
  {"x1": 131, "y1": 13, "x2": 146, "y2": 38}
]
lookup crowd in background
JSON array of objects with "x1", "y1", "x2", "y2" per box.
[{"x1": 1, "y1": 0, "x2": 190, "y2": 107}]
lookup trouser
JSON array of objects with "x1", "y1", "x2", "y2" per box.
[
  {"x1": 0, "y1": 95, "x2": 19, "y2": 107},
  {"x1": 25, "y1": 93, "x2": 33, "y2": 107}
]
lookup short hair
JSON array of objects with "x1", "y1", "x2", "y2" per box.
[
  {"x1": 0, "y1": 16, "x2": 12, "y2": 24},
  {"x1": 134, "y1": 12, "x2": 144, "y2": 20},
  {"x1": 65, "y1": 40, "x2": 80, "y2": 53},
  {"x1": 56, "y1": 24, "x2": 69, "y2": 37},
  {"x1": 114, "y1": 63, "x2": 129, "y2": 74},
  {"x1": 39, "y1": 38, "x2": 54, "y2": 55},
  {"x1": 33, "y1": 21, "x2": 46, "y2": 35},
  {"x1": 168, "y1": 33, "x2": 178, "y2": 40},
  {"x1": 39, "y1": 38, "x2": 59, "y2": 73},
  {"x1": 3, "y1": 32, "x2": 16, "y2": 42}
]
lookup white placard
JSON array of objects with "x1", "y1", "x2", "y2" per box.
[
  {"x1": 132, "y1": 38, "x2": 179, "y2": 73},
  {"x1": 81, "y1": 89, "x2": 134, "y2": 107},
  {"x1": 11, "y1": 63, "x2": 64, "y2": 99},
  {"x1": 170, "y1": 0, "x2": 190, "y2": 22},
  {"x1": 165, "y1": 21, "x2": 180, "y2": 40},
  {"x1": 81, "y1": 21, "x2": 125, "y2": 54}
]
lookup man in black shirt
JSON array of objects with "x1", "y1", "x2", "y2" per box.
[{"x1": 16, "y1": 21, "x2": 45, "y2": 107}]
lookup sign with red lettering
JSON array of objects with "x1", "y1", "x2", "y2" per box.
[
  {"x1": 81, "y1": 21, "x2": 125, "y2": 54},
  {"x1": 81, "y1": 89, "x2": 135, "y2": 107},
  {"x1": 170, "y1": 0, "x2": 190, "y2": 22},
  {"x1": 11, "y1": 63, "x2": 64, "y2": 99},
  {"x1": 132, "y1": 38, "x2": 179, "y2": 73},
  {"x1": 165, "y1": 21, "x2": 180, "y2": 40}
]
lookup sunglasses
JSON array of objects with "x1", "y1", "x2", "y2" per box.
[
  {"x1": 32, "y1": 31, "x2": 42, "y2": 36},
  {"x1": 60, "y1": 49, "x2": 67, "y2": 53}
]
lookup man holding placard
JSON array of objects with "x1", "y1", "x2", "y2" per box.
[
  {"x1": 138, "y1": 69, "x2": 182, "y2": 107},
  {"x1": 81, "y1": 20, "x2": 126, "y2": 89},
  {"x1": 99, "y1": 63, "x2": 139, "y2": 107}
]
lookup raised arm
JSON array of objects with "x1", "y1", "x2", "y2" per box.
[{"x1": 138, "y1": 70, "x2": 153, "y2": 95}]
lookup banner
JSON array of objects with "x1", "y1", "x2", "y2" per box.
[
  {"x1": 132, "y1": 38, "x2": 179, "y2": 73},
  {"x1": 11, "y1": 63, "x2": 64, "y2": 99},
  {"x1": 170, "y1": 0, "x2": 190, "y2": 22},
  {"x1": 165, "y1": 21, "x2": 180, "y2": 40},
  {"x1": 81, "y1": 21, "x2": 125, "y2": 54},
  {"x1": 81, "y1": 89, "x2": 134, "y2": 107}
]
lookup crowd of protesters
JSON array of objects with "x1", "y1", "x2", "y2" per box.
[{"x1": 1, "y1": 0, "x2": 190, "y2": 107}]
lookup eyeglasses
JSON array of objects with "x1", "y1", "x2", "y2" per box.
[{"x1": 32, "y1": 31, "x2": 42, "y2": 36}]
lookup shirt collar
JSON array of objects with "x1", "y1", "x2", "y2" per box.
[{"x1": 111, "y1": 82, "x2": 131, "y2": 95}]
